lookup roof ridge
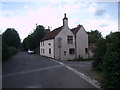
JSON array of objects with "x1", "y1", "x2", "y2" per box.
[
  {"x1": 71, "y1": 24, "x2": 82, "y2": 35},
  {"x1": 41, "y1": 26, "x2": 63, "y2": 41}
]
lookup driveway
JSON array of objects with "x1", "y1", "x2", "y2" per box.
[{"x1": 2, "y1": 52, "x2": 99, "y2": 88}]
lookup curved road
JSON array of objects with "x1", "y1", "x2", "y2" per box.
[{"x1": 2, "y1": 52, "x2": 99, "y2": 89}]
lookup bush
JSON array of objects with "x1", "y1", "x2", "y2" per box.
[
  {"x1": 102, "y1": 51, "x2": 120, "y2": 89},
  {"x1": 8, "y1": 46, "x2": 17, "y2": 55},
  {"x1": 2, "y1": 42, "x2": 10, "y2": 61},
  {"x1": 101, "y1": 32, "x2": 120, "y2": 89},
  {"x1": 92, "y1": 38, "x2": 106, "y2": 71},
  {"x1": 2, "y1": 43, "x2": 17, "y2": 61}
]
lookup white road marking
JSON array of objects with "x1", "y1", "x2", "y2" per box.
[
  {"x1": 2, "y1": 65, "x2": 62, "y2": 78},
  {"x1": 50, "y1": 59, "x2": 100, "y2": 88}
]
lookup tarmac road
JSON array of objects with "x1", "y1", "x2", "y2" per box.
[{"x1": 2, "y1": 52, "x2": 99, "y2": 88}]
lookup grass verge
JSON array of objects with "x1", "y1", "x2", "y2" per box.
[{"x1": 90, "y1": 67, "x2": 103, "y2": 87}]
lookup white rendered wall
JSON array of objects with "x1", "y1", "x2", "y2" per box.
[
  {"x1": 54, "y1": 26, "x2": 75, "y2": 60},
  {"x1": 76, "y1": 26, "x2": 88, "y2": 59},
  {"x1": 40, "y1": 39, "x2": 54, "y2": 58}
]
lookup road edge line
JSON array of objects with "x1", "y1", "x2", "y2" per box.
[{"x1": 50, "y1": 59, "x2": 100, "y2": 88}]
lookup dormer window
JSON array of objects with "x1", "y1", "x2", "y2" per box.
[{"x1": 67, "y1": 36, "x2": 73, "y2": 44}]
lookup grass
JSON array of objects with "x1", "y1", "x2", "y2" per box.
[{"x1": 90, "y1": 67, "x2": 103, "y2": 87}]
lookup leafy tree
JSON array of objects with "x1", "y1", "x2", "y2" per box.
[
  {"x1": 2, "y1": 28, "x2": 21, "y2": 61},
  {"x1": 33, "y1": 25, "x2": 46, "y2": 46},
  {"x1": 22, "y1": 37, "x2": 29, "y2": 51},
  {"x1": 92, "y1": 38, "x2": 106, "y2": 70},
  {"x1": 87, "y1": 30, "x2": 102, "y2": 43},
  {"x1": 22, "y1": 25, "x2": 46, "y2": 51},
  {"x1": 2, "y1": 28, "x2": 21, "y2": 48},
  {"x1": 102, "y1": 32, "x2": 120, "y2": 89}
]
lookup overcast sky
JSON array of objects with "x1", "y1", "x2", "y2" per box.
[{"x1": 0, "y1": 0, "x2": 119, "y2": 41}]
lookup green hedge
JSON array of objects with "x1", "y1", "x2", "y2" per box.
[
  {"x1": 2, "y1": 42, "x2": 10, "y2": 61},
  {"x1": 8, "y1": 46, "x2": 17, "y2": 56},
  {"x1": 2, "y1": 43, "x2": 17, "y2": 61},
  {"x1": 101, "y1": 32, "x2": 120, "y2": 89},
  {"x1": 102, "y1": 51, "x2": 120, "y2": 89}
]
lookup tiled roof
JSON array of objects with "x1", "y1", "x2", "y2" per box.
[
  {"x1": 71, "y1": 25, "x2": 82, "y2": 35},
  {"x1": 89, "y1": 43, "x2": 96, "y2": 53},
  {"x1": 41, "y1": 26, "x2": 63, "y2": 41},
  {"x1": 41, "y1": 25, "x2": 82, "y2": 41}
]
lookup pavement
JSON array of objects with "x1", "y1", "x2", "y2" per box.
[{"x1": 2, "y1": 52, "x2": 100, "y2": 88}]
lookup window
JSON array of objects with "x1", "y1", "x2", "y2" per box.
[
  {"x1": 43, "y1": 49, "x2": 44, "y2": 54},
  {"x1": 41, "y1": 49, "x2": 42, "y2": 54},
  {"x1": 69, "y1": 48, "x2": 75, "y2": 54},
  {"x1": 49, "y1": 48, "x2": 51, "y2": 54},
  {"x1": 67, "y1": 36, "x2": 73, "y2": 44},
  {"x1": 43, "y1": 41, "x2": 44, "y2": 46},
  {"x1": 85, "y1": 48, "x2": 88, "y2": 54}
]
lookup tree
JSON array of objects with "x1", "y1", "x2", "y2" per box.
[
  {"x1": 92, "y1": 38, "x2": 106, "y2": 70},
  {"x1": 22, "y1": 25, "x2": 46, "y2": 51},
  {"x1": 102, "y1": 32, "x2": 120, "y2": 89},
  {"x1": 33, "y1": 25, "x2": 46, "y2": 46},
  {"x1": 2, "y1": 28, "x2": 20, "y2": 61},
  {"x1": 2, "y1": 28, "x2": 21, "y2": 48},
  {"x1": 87, "y1": 30, "x2": 102, "y2": 43}
]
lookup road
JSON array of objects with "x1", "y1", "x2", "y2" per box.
[{"x1": 2, "y1": 52, "x2": 99, "y2": 88}]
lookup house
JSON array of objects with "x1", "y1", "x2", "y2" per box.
[{"x1": 40, "y1": 14, "x2": 93, "y2": 60}]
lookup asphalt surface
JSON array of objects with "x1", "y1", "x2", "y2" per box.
[{"x1": 2, "y1": 52, "x2": 98, "y2": 88}]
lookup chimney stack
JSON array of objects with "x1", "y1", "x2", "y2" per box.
[{"x1": 63, "y1": 13, "x2": 68, "y2": 27}]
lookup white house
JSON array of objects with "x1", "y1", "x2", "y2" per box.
[{"x1": 40, "y1": 14, "x2": 93, "y2": 60}]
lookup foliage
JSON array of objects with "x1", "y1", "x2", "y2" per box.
[
  {"x1": 2, "y1": 42, "x2": 10, "y2": 61},
  {"x1": 2, "y1": 28, "x2": 21, "y2": 48},
  {"x1": 22, "y1": 25, "x2": 47, "y2": 51},
  {"x1": 101, "y1": 32, "x2": 120, "y2": 89},
  {"x1": 8, "y1": 46, "x2": 17, "y2": 55},
  {"x1": 92, "y1": 38, "x2": 106, "y2": 71},
  {"x1": 2, "y1": 28, "x2": 21, "y2": 61},
  {"x1": 87, "y1": 30, "x2": 102, "y2": 43}
]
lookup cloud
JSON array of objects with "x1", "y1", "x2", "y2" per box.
[
  {"x1": 24, "y1": 5, "x2": 29, "y2": 9},
  {"x1": 0, "y1": 5, "x2": 63, "y2": 40},
  {"x1": 0, "y1": 2, "x2": 118, "y2": 41},
  {"x1": 94, "y1": 9, "x2": 106, "y2": 16},
  {"x1": 82, "y1": 18, "x2": 118, "y2": 37},
  {"x1": 99, "y1": 24, "x2": 108, "y2": 27},
  {"x1": 88, "y1": 3, "x2": 107, "y2": 16},
  {"x1": 2, "y1": 10, "x2": 14, "y2": 17}
]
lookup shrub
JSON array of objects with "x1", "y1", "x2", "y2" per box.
[
  {"x1": 102, "y1": 51, "x2": 120, "y2": 89},
  {"x1": 2, "y1": 43, "x2": 17, "y2": 61},
  {"x1": 8, "y1": 46, "x2": 17, "y2": 55},
  {"x1": 101, "y1": 32, "x2": 120, "y2": 89},
  {"x1": 92, "y1": 38, "x2": 106, "y2": 71},
  {"x1": 2, "y1": 42, "x2": 10, "y2": 61}
]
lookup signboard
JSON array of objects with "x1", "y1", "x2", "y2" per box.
[
  {"x1": 58, "y1": 37, "x2": 62, "y2": 42},
  {"x1": 58, "y1": 37, "x2": 62, "y2": 47}
]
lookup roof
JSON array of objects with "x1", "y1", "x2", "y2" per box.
[
  {"x1": 41, "y1": 26, "x2": 63, "y2": 41},
  {"x1": 71, "y1": 25, "x2": 82, "y2": 35},
  {"x1": 41, "y1": 25, "x2": 82, "y2": 41},
  {"x1": 89, "y1": 43, "x2": 96, "y2": 53}
]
